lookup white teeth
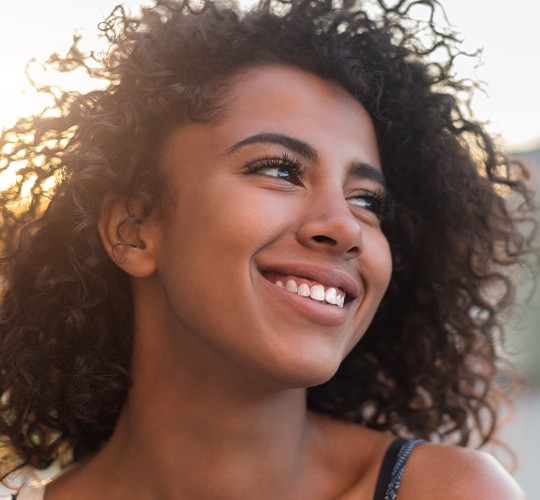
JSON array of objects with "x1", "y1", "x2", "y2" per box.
[
  {"x1": 310, "y1": 284, "x2": 325, "y2": 301},
  {"x1": 274, "y1": 278, "x2": 347, "y2": 308},
  {"x1": 325, "y1": 287, "x2": 337, "y2": 305},
  {"x1": 285, "y1": 279, "x2": 298, "y2": 293}
]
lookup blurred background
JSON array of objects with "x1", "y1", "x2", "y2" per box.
[{"x1": 0, "y1": 0, "x2": 538, "y2": 496}]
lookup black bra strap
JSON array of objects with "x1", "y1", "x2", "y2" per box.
[{"x1": 373, "y1": 438, "x2": 407, "y2": 500}]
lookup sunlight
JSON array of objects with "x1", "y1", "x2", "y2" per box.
[
  {"x1": 0, "y1": 0, "x2": 538, "y2": 148},
  {"x1": 0, "y1": 0, "x2": 150, "y2": 131}
]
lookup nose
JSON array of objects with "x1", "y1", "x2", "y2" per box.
[{"x1": 297, "y1": 188, "x2": 363, "y2": 259}]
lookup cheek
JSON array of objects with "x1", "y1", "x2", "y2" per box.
[
  {"x1": 155, "y1": 184, "x2": 293, "y2": 307},
  {"x1": 379, "y1": 242, "x2": 393, "y2": 291},
  {"x1": 168, "y1": 180, "x2": 292, "y2": 247},
  {"x1": 342, "y1": 236, "x2": 392, "y2": 353},
  {"x1": 366, "y1": 233, "x2": 393, "y2": 294}
]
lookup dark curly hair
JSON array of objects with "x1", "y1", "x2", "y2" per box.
[{"x1": 0, "y1": 0, "x2": 536, "y2": 476}]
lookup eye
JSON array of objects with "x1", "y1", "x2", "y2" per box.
[
  {"x1": 246, "y1": 153, "x2": 304, "y2": 185},
  {"x1": 347, "y1": 189, "x2": 389, "y2": 220}
]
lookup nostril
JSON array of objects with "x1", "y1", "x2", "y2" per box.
[
  {"x1": 312, "y1": 235, "x2": 337, "y2": 245},
  {"x1": 346, "y1": 245, "x2": 360, "y2": 256}
]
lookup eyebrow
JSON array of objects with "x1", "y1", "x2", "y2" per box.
[
  {"x1": 224, "y1": 132, "x2": 319, "y2": 162},
  {"x1": 225, "y1": 131, "x2": 386, "y2": 188},
  {"x1": 349, "y1": 162, "x2": 387, "y2": 189}
]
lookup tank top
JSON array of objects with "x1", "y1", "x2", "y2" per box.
[
  {"x1": 12, "y1": 438, "x2": 423, "y2": 499},
  {"x1": 373, "y1": 438, "x2": 424, "y2": 500}
]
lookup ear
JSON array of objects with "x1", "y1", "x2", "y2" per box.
[{"x1": 98, "y1": 194, "x2": 159, "y2": 278}]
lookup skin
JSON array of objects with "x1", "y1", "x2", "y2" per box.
[{"x1": 44, "y1": 67, "x2": 524, "y2": 499}]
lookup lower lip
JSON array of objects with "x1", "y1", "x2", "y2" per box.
[{"x1": 260, "y1": 274, "x2": 355, "y2": 327}]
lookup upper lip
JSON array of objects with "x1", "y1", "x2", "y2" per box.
[{"x1": 258, "y1": 262, "x2": 361, "y2": 299}]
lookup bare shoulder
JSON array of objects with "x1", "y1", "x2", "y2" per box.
[{"x1": 398, "y1": 442, "x2": 525, "y2": 500}]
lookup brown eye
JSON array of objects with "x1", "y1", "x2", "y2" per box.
[
  {"x1": 347, "y1": 190, "x2": 388, "y2": 220},
  {"x1": 246, "y1": 153, "x2": 304, "y2": 185},
  {"x1": 258, "y1": 166, "x2": 295, "y2": 180}
]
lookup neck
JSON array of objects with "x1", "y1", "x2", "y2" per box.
[{"x1": 86, "y1": 326, "x2": 318, "y2": 499}]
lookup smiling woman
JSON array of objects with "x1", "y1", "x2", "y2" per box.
[
  {"x1": 0, "y1": 0, "x2": 535, "y2": 499},
  {"x1": 132, "y1": 67, "x2": 392, "y2": 390}
]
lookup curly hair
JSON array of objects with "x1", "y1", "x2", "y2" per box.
[{"x1": 0, "y1": 0, "x2": 536, "y2": 475}]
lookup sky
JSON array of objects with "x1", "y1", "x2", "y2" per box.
[{"x1": 1, "y1": 0, "x2": 539, "y2": 150}]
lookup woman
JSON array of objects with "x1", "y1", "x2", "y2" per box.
[{"x1": 0, "y1": 0, "x2": 534, "y2": 498}]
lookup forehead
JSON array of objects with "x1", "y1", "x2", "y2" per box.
[
  {"x1": 160, "y1": 66, "x2": 381, "y2": 177},
  {"x1": 216, "y1": 65, "x2": 381, "y2": 165}
]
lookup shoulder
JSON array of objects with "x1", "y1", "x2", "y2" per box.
[{"x1": 398, "y1": 442, "x2": 525, "y2": 500}]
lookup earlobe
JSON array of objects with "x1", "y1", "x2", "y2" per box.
[{"x1": 98, "y1": 194, "x2": 159, "y2": 278}]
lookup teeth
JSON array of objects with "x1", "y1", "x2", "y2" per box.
[
  {"x1": 274, "y1": 278, "x2": 346, "y2": 308},
  {"x1": 325, "y1": 287, "x2": 337, "y2": 305},
  {"x1": 285, "y1": 279, "x2": 298, "y2": 293},
  {"x1": 310, "y1": 284, "x2": 325, "y2": 301}
]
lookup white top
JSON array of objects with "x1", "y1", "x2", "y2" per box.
[
  {"x1": 14, "y1": 479, "x2": 46, "y2": 500},
  {"x1": 7, "y1": 463, "x2": 70, "y2": 499}
]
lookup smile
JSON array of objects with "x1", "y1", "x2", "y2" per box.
[{"x1": 270, "y1": 276, "x2": 347, "y2": 308}]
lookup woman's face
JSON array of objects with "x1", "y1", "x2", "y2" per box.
[{"x1": 143, "y1": 66, "x2": 392, "y2": 388}]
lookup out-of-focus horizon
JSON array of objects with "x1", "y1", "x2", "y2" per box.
[{"x1": 0, "y1": 0, "x2": 539, "y2": 152}]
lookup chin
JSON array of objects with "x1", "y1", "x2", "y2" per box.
[{"x1": 264, "y1": 352, "x2": 343, "y2": 390}]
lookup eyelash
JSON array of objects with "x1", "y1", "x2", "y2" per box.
[
  {"x1": 347, "y1": 189, "x2": 390, "y2": 221},
  {"x1": 245, "y1": 153, "x2": 304, "y2": 184},
  {"x1": 246, "y1": 153, "x2": 392, "y2": 221}
]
